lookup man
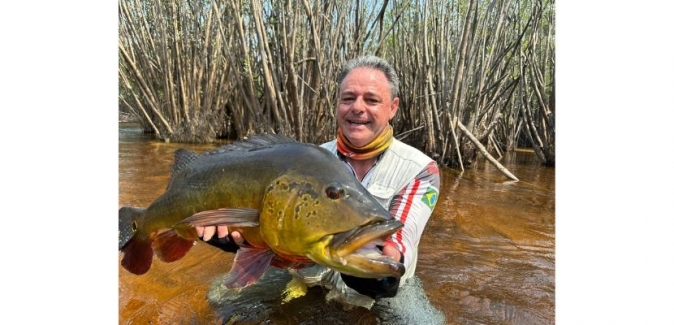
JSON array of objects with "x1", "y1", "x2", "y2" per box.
[{"x1": 198, "y1": 55, "x2": 440, "y2": 307}]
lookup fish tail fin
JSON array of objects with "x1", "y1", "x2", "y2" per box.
[
  {"x1": 121, "y1": 233, "x2": 154, "y2": 275},
  {"x1": 152, "y1": 229, "x2": 196, "y2": 262}
]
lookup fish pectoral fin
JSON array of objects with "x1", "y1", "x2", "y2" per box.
[
  {"x1": 152, "y1": 229, "x2": 196, "y2": 263},
  {"x1": 223, "y1": 247, "x2": 275, "y2": 289},
  {"x1": 176, "y1": 208, "x2": 260, "y2": 228}
]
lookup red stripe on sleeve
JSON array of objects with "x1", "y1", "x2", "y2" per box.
[{"x1": 393, "y1": 178, "x2": 420, "y2": 254}]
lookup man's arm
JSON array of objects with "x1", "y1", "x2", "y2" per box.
[
  {"x1": 340, "y1": 161, "x2": 441, "y2": 298},
  {"x1": 387, "y1": 161, "x2": 441, "y2": 271}
]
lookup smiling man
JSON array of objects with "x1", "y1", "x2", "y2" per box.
[
  {"x1": 315, "y1": 55, "x2": 441, "y2": 303},
  {"x1": 198, "y1": 55, "x2": 441, "y2": 309}
]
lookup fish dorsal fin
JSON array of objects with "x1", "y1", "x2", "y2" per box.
[
  {"x1": 205, "y1": 134, "x2": 298, "y2": 155},
  {"x1": 173, "y1": 148, "x2": 201, "y2": 172},
  {"x1": 166, "y1": 148, "x2": 202, "y2": 189},
  {"x1": 165, "y1": 135, "x2": 296, "y2": 189}
]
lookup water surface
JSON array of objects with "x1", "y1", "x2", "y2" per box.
[{"x1": 118, "y1": 123, "x2": 555, "y2": 324}]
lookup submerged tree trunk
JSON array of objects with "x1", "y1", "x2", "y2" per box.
[{"x1": 457, "y1": 120, "x2": 518, "y2": 181}]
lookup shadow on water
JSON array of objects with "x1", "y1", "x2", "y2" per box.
[{"x1": 118, "y1": 124, "x2": 555, "y2": 324}]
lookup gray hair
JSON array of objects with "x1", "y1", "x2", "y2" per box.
[{"x1": 337, "y1": 55, "x2": 400, "y2": 99}]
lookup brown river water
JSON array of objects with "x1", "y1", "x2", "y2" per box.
[{"x1": 118, "y1": 123, "x2": 555, "y2": 324}]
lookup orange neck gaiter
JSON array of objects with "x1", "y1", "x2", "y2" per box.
[{"x1": 336, "y1": 125, "x2": 393, "y2": 160}]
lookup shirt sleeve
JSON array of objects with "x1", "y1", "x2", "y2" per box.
[{"x1": 385, "y1": 161, "x2": 441, "y2": 271}]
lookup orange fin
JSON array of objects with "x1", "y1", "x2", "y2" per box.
[
  {"x1": 223, "y1": 247, "x2": 275, "y2": 289},
  {"x1": 121, "y1": 235, "x2": 153, "y2": 275},
  {"x1": 176, "y1": 208, "x2": 260, "y2": 227},
  {"x1": 153, "y1": 229, "x2": 196, "y2": 263}
]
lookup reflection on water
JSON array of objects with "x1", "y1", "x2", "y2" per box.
[
  {"x1": 418, "y1": 154, "x2": 555, "y2": 325},
  {"x1": 118, "y1": 124, "x2": 555, "y2": 324}
]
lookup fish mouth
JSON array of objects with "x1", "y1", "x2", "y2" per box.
[{"x1": 327, "y1": 219, "x2": 406, "y2": 278}]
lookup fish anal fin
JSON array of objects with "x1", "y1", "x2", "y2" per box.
[
  {"x1": 121, "y1": 235, "x2": 153, "y2": 275},
  {"x1": 177, "y1": 208, "x2": 260, "y2": 228},
  {"x1": 153, "y1": 229, "x2": 195, "y2": 263},
  {"x1": 223, "y1": 247, "x2": 275, "y2": 289}
]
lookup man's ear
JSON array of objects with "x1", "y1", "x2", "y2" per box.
[{"x1": 389, "y1": 97, "x2": 400, "y2": 120}]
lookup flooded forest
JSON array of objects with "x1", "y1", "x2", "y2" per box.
[
  {"x1": 118, "y1": 0, "x2": 556, "y2": 323},
  {"x1": 119, "y1": 0, "x2": 555, "y2": 168}
]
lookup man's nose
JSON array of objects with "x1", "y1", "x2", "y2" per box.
[{"x1": 351, "y1": 97, "x2": 365, "y2": 113}]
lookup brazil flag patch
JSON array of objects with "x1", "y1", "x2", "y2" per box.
[{"x1": 422, "y1": 187, "x2": 438, "y2": 209}]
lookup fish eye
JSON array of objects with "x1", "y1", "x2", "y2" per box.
[{"x1": 325, "y1": 185, "x2": 343, "y2": 200}]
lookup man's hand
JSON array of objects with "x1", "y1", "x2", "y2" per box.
[
  {"x1": 382, "y1": 239, "x2": 402, "y2": 262},
  {"x1": 382, "y1": 243, "x2": 401, "y2": 262},
  {"x1": 196, "y1": 225, "x2": 245, "y2": 245}
]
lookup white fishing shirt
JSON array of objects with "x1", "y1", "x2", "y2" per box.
[
  {"x1": 321, "y1": 138, "x2": 441, "y2": 285},
  {"x1": 289, "y1": 138, "x2": 441, "y2": 308}
]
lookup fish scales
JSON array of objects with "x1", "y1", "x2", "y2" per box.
[{"x1": 119, "y1": 134, "x2": 405, "y2": 289}]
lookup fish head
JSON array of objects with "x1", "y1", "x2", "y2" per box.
[{"x1": 259, "y1": 171, "x2": 405, "y2": 279}]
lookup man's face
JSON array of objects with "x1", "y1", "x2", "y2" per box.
[{"x1": 337, "y1": 67, "x2": 399, "y2": 147}]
